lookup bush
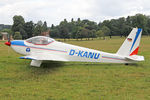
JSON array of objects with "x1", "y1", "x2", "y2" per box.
[{"x1": 14, "y1": 32, "x2": 22, "y2": 40}]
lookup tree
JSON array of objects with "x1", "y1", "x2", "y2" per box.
[
  {"x1": 24, "y1": 21, "x2": 34, "y2": 38},
  {"x1": 51, "y1": 24, "x2": 54, "y2": 29},
  {"x1": 59, "y1": 19, "x2": 69, "y2": 40},
  {"x1": 96, "y1": 30, "x2": 104, "y2": 39},
  {"x1": 33, "y1": 21, "x2": 49, "y2": 36},
  {"x1": 14, "y1": 32, "x2": 22, "y2": 40},
  {"x1": 78, "y1": 27, "x2": 89, "y2": 40},
  {"x1": 0, "y1": 33, "x2": 2, "y2": 39},
  {"x1": 71, "y1": 18, "x2": 74, "y2": 22},
  {"x1": 12, "y1": 15, "x2": 26, "y2": 39},
  {"x1": 77, "y1": 19, "x2": 98, "y2": 40},
  {"x1": 19, "y1": 28, "x2": 27, "y2": 39},
  {"x1": 90, "y1": 29, "x2": 96, "y2": 40},
  {"x1": 71, "y1": 25, "x2": 79, "y2": 39},
  {"x1": 1, "y1": 29, "x2": 12, "y2": 35},
  {"x1": 42, "y1": 21, "x2": 48, "y2": 32},
  {"x1": 101, "y1": 26, "x2": 110, "y2": 39},
  {"x1": 33, "y1": 21, "x2": 43, "y2": 36},
  {"x1": 77, "y1": 18, "x2": 81, "y2": 22},
  {"x1": 50, "y1": 26, "x2": 60, "y2": 38},
  {"x1": 146, "y1": 18, "x2": 150, "y2": 35}
]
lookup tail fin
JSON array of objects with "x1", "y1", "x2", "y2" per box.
[{"x1": 116, "y1": 28, "x2": 142, "y2": 56}]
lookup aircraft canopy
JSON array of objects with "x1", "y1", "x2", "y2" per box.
[{"x1": 26, "y1": 36, "x2": 55, "y2": 45}]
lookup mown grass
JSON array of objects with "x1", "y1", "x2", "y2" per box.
[{"x1": 0, "y1": 36, "x2": 150, "y2": 100}]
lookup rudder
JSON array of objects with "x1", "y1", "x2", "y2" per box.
[{"x1": 116, "y1": 28, "x2": 142, "y2": 56}]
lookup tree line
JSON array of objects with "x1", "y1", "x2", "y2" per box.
[
  {"x1": 11, "y1": 15, "x2": 48, "y2": 39},
  {"x1": 0, "y1": 14, "x2": 150, "y2": 40},
  {"x1": 50, "y1": 14, "x2": 150, "y2": 40},
  {"x1": 0, "y1": 15, "x2": 49, "y2": 40}
]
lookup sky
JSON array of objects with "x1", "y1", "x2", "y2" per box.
[{"x1": 0, "y1": 0, "x2": 150, "y2": 26}]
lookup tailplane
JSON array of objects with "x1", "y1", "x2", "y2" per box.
[{"x1": 117, "y1": 28, "x2": 142, "y2": 56}]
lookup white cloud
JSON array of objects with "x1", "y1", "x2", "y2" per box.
[{"x1": 0, "y1": 0, "x2": 150, "y2": 26}]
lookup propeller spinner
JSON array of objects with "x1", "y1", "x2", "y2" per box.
[{"x1": 5, "y1": 41, "x2": 11, "y2": 46}]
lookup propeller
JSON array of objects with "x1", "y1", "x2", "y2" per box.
[
  {"x1": 5, "y1": 34, "x2": 11, "y2": 46},
  {"x1": 4, "y1": 34, "x2": 12, "y2": 60}
]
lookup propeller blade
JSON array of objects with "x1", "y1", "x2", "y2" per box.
[{"x1": 8, "y1": 34, "x2": 10, "y2": 42}]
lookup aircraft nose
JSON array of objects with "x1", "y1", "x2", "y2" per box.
[{"x1": 5, "y1": 41, "x2": 11, "y2": 46}]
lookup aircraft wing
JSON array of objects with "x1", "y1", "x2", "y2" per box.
[{"x1": 19, "y1": 53, "x2": 68, "y2": 61}]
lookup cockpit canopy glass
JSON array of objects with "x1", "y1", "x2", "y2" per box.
[{"x1": 26, "y1": 36, "x2": 54, "y2": 45}]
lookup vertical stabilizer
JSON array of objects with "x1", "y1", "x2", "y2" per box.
[{"x1": 116, "y1": 28, "x2": 142, "y2": 56}]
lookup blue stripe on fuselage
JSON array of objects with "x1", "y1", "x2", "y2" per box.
[
  {"x1": 11, "y1": 40, "x2": 67, "y2": 53},
  {"x1": 11, "y1": 40, "x2": 26, "y2": 46},
  {"x1": 130, "y1": 28, "x2": 142, "y2": 52}
]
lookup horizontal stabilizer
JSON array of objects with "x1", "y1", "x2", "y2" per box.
[{"x1": 125, "y1": 55, "x2": 144, "y2": 61}]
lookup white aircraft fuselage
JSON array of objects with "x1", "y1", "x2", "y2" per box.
[{"x1": 5, "y1": 28, "x2": 144, "y2": 67}]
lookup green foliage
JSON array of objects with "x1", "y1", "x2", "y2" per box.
[
  {"x1": 100, "y1": 14, "x2": 150, "y2": 36},
  {"x1": 59, "y1": 19, "x2": 70, "y2": 40},
  {"x1": 11, "y1": 15, "x2": 48, "y2": 39},
  {"x1": 24, "y1": 21, "x2": 34, "y2": 38},
  {"x1": 96, "y1": 26, "x2": 110, "y2": 39},
  {"x1": 1, "y1": 28, "x2": 12, "y2": 35},
  {"x1": 33, "y1": 20, "x2": 48, "y2": 36},
  {"x1": 50, "y1": 14, "x2": 150, "y2": 39},
  {"x1": 96, "y1": 30, "x2": 104, "y2": 39},
  {"x1": 50, "y1": 25, "x2": 60, "y2": 38},
  {"x1": 12, "y1": 15, "x2": 26, "y2": 39},
  {"x1": 0, "y1": 32, "x2": 2, "y2": 39},
  {"x1": 101, "y1": 26, "x2": 110, "y2": 36},
  {"x1": 14, "y1": 31, "x2": 22, "y2": 40},
  {"x1": 33, "y1": 21, "x2": 43, "y2": 36},
  {"x1": 43, "y1": 21, "x2": 48, "y2": 32},
  {"x1": 78, "y1": 27, "x2": 89, "y2": 40},
  {"x1": 50, "y1": 19, "x2": 98, "y2": 40}
]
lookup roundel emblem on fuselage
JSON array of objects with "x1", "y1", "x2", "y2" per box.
[{"x1": 26, "y1": 48, "x2": 30, "y2": 52}]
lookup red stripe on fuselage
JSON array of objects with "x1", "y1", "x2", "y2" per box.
[
  {"x1": 12, "y1": 45, "x2": 67, "y2": 53},
  {"x1": 102, "y1": 56, "x2": 125, "y2": 61}
]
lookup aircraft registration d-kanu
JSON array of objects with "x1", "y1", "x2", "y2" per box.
[{"x1": 5, "y1": 28, "x2": 144, "y2": 67}]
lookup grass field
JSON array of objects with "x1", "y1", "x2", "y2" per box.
[{"x1": 0, "y1": 36, "x2": 150, "y2": 100}]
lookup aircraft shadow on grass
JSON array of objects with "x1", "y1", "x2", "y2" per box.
[
  {"x1": 28, "y1": 61, "x2": 140, "y2": 69},
  {"x1": 24, "y1": 61, "x2": 65, "y2": 75},
  {"x1": 14, "y1": 61, "x2": 142, "y2": 80}
]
